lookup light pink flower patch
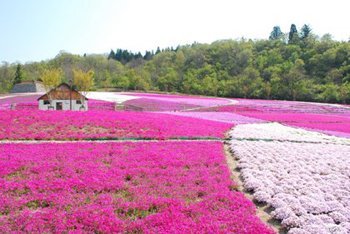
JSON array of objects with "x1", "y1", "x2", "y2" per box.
[
  {"x1": 0, "y1": 94, "x2": 41, "y2": 105},
  {"x1": 161, "y1": 111, "x2": 266, "y2": 124},
  {"x1": 239, "y1": 112, "x2": 350, "y2": 135},
  {"x1": 124, "y1": 92, "x2": 232, "y2": 107},
  {"x1": 88, "y1": 100, "x2": 115, "y2": 111},
  {"x1": 124, "y1": 98, "x2": 199, "y2": 111},
  {"x1": 0, "y1": 142, "x2": 274, "y2": 233},
  {"x1": 210, "y1": 99, "x2": 350, "y2": 138}
]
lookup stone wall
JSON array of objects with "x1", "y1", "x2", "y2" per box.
[{"x1": 35, "y1": 82, "x2": 46, "y2": 92}]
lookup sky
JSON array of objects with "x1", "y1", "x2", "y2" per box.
[{"x1": 0, "y1": 0, "x2": 349, "y2": 63}]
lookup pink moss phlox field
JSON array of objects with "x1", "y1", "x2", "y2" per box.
[
  {"x1": 0, "y1": 142, "x2": 273, "y2": 233},
  {"x1": 206, "y1": 99, "x2": 350, "y2": 137},
  {"x1": 124, "y1": 98, "x2": 200, "y2": 111},
  {"x1": 0, "y1": 95, "x2": 41, "y2": 105},
  {"x1": 123, "y1": 92, "x2": 220, "y2": 100},
  {"x1": 233, "y1": 99, "x2": 350, "y2": 115},
  {"x1": 15, "y1": 102, "x2": 37, "y2": 110},
  {"x1": 239, "y1": 112, "x2": 350, "y2": 135},
  {"x1": 0, "y1": 110, "x2": 232, "y2": 140},
  {"x1": 161, "y1": 111, "x2": 266, "y2": 124},
  {"x1": 0, "y1": 104, "x2": 11, "y2": 110},
  {"x1": 124, "y1": 92, "x2": 231, "y2": 108},
  {"x1": 88, "y1": 100, "x2": 115, "y2": 111},
  {"x1": 0, "y1": 95, "x2": 41, "y2": 110}
]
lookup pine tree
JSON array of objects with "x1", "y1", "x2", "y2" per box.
[
  {"x1": 13, "y1": 64, "x2": 23, "y2": 85},
  {"x1": 300, "y1": 24, "x2": 312, "y2": 40},
  {"x1": 108, "y1": 49, "x2": 116, "y2": 60},
  {"x1": 115, "y1": 49, "x2": 123, "y2": 61},
  {"x1": 288, "y1": 24, "x2": 300, "y2": 44},
  {"x1": 269, "y1": 26, "x2": 283, "y2": 40},
  {"x1": 143, "y1": 51, "x2": 153, "y2": 60}
]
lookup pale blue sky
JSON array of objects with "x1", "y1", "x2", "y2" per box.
[{"x1": 1, "y1": 0, "x2": 349, "y2": 63}]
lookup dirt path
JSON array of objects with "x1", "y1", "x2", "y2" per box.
[
  {"x1": 223, "y1": 142, "x2": 286, "y2": 233},
  {"x1": 0, "y1": 138, "x2": 225, "y2": 144}
]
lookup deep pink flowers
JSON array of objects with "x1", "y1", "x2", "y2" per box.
[
  {"x1": 0, "y1": 142, "x2": 273, "y2": 233},
  {"x1": 0, "y1": 110, "x2": 232, "y2": 140}
]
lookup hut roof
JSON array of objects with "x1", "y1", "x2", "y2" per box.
[
  {"x1": 37, "y1": 83, "x2": 88, "y2": 101},
  {"x1": 10, "y1": 80, "x2": 46, "y2": 93}
]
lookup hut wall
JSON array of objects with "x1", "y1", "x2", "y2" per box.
[{"x1": 39, "y1": 100, "x2": 88, "y2": 111}]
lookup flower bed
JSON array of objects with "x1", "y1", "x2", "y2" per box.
[
  {"x1": 201, "y1": 99, "x2": 350, "y2": 137},
  {"x1": 0, "y1": 95, "x2": 41, "y2": 110},
  {"x1": 161, "y1": 111, "x2": 266, "y2": 124},
  {"x1": 0, "y1": 94, "x2": 41, "y2": 105},
  {"x1": 231, "y1": 99, "x2": 350, "y2": 115},
  {"x1": 15, "y1": 102, "x2": 37, "y2": 110},
  {"x1": 123, "y1": 98, "x2": 200, "y2": 111},
  {"x1": 0, "y1": 103, "x2": 11, "y2": 110},
  {"x1": 0, "y1": 110, "x2": 232, "y2": 140},
  {"x1": 231, "y1": 122, "x2": 350, "y2": 145},
  {"x1": 237, "y1": 112, "x2": 350, "y2": 136},
  {"x1": 229, "y1": 123, "x2": 350, "y2": 233},
  {"x1": 88, "y1": 100, "x2": 115, "y2": 111},
  {"x1": 0, "y1": 142, "x2": 273, "y2": 233},
  {"x1": 124, "y1": 92, "x2": 232, "y2": 108},
  {"x1": 123, "y1": 92, "x2": 219, "y2": 100}
]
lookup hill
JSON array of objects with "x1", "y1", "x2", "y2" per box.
[{"x1": 1, "y1": 31, "x2": 349, "y2": 103}]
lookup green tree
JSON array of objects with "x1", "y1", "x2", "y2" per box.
[
  {"x1": 73, "y1": 69, "x2": 94, "y2": 107},
  {"x1": 40, "y1": 68, "x2": 63, "y2": 106},
  {"x1": 108, "y1": 50, "x2": 116, "y2": 60},
  {"x1": 269, "y1": 26, "x2": 284, "y2": 40},
  {"x1": 0, "y1": 62, "x2": 14, "y2": 93},
  {"x1": 40, "y1": 68, "x2": 63, "y2": 91},
  {"x1": 182, "y1": 69, "x2": 202, "y2": 94},
  {"x1": 326, "y1": 69, "x2": 343, "y2": 85},
  {"x1": 270, "y1": 73, "x2": 284, "y2": 99},
  {"x1": 13, "y1": 64, "x2": 23, "y2": 85},
  {"x1": 300, "y1": 24, "x2": 312, "y2": 40},
  {"x1": 238, "y1": 66, "x2": 263, "y2": 98},
  {"x1": 114, "y1": 75, "x2": 130, "y2": 90},
  {"x1": 127, "y1": 70, "x2": 149, "y2": 91},
  {"x1": 157, "y1": 68, "x2": 180, "y2": 92},
  {"x1": 318, "y1": 83, "x2": 340, "y2": 103},
  {"x1": 288, "y1": 24, "x2": 300, "y2": 44},
  {"x1": 340, "y1": 82, "x2": 350, "y2": 103},
  {"x1": 101, "y1": 70, "x2": 112, "y2": 89},
  {"x1": 283, "y1": 59, "x2": 306, "y2": 100},
  {"x1": 202, "y1": 75, "x2": 219, "y2": 96}
]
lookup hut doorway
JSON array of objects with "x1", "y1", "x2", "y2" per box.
[{"x1": 56, "y1": 102, "x2": 63, "y2": 110}]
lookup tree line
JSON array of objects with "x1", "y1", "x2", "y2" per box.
[{"x1": 1, "y1": 24, "x2": 349, "y2": 103}]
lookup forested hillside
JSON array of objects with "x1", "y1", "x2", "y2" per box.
[{"x1": 1, "y1": 25, "x2": 350, "y2": 103}]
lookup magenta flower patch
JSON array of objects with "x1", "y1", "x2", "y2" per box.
[
  {"x1": 0, "y1": 142, "x2": 273, "y2": 233},
  {"x1": 0, "y1": 110, "x2": 232, "y2": 140}
]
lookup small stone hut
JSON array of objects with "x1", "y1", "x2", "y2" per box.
[
  {"x1": 37, "y1": 83, "x2": 88, "y2": 111},
  {"x1": 10, "y1": 81, "x2": 46, "y2": 93}
]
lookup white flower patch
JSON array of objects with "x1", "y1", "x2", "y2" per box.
[
  {"x1": 87, "y1": 92, "x2": 139, "y2": 103},
  {"x1": 229, "y1": 123, "x2": 350, "y2": 233},
  {"x1": 231, "y1": 122, "x2": 350, "y2": 145}
]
